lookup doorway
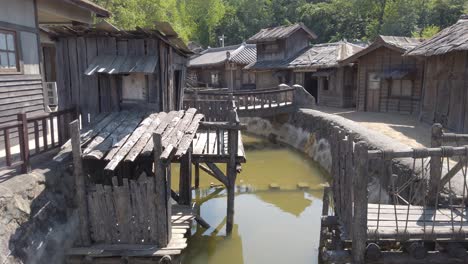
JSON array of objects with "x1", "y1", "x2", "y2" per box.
[{"x1": 304, "y1": 73, "x2": 318, "y2": 103}]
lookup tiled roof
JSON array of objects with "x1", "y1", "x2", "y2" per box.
[
  {"x1": 247, "y1": 23, "x2": 317, "y2": 43},
  {"x1": 340, "y1": 35, "x2": 424, "y2": 64},
  {"x1": 406, "y1": 16, "x2": 468, "y2": 56},
  {"x1": 289, "y1": 41, "x2": 365, "y2": 69},
  {"x1": 189, "y1": 43, "x2": 256, "y2": 67}
]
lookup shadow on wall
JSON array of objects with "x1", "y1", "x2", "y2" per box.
[{"x1": 0, "y1": 150, "x2": 78, "y2": 264}]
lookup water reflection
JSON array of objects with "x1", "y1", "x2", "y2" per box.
[{"x1": 178, "y1": 135, "x2": 328, "y2": 264}]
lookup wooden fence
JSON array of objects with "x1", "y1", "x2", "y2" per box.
[
  {"x1": 183, "y1": 86, "x2": 296, "y2": 117},
  {"x1": 327, "y1": 125, "x2": 468, "y2": 263},
  {"x1": 0, "y1": 107, "x2": 77, "y2": 173}
]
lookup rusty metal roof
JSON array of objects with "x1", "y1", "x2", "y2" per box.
[
  {"x1": 84, "y1": 55, "x2": 158, "y2": 75},
  {"x1": 247, "y1": 23, "x2": 317, "y2": 43},
  {"x1": 406, "y1": 16, "x2": 468, "y2": 56}
]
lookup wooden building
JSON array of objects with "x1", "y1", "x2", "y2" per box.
[
  {"x1": 340, "y1": 35, "x2": 424, "y2": 114},
  {"x1": 0, "y1": 0, "x2": 109, "y2": 128},
  {"x1": 407, "y1": 15, "x2": 468, "y2": 132},
  {"x1": 43, "y1": 23, "x2": 192, "y2": 126},
  {"x1": 188, "y1": 43, "x2": 257, "y2": 90},
  {"x1": 245, "y1": 23, "x2": 317, "y2": 89},
  {"x1": 289, "y1": 41, "x2": 364, "y2": 107}
]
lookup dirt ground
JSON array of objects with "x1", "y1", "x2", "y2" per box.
[{"x1": 315, "y1": 106, "x2": 433, "y2": 148}]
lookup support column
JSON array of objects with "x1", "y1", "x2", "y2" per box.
[
  {"x1": 353, "y1": 141, "x2": 369, "y2": 264},
  {"x1": 179, "y1": 147, "x2": 192, "y2": 205},
  {"x1": 18, "y1": 112, "x2": 30, "y2": 173},
  {"x1": 194, "y1": 162, "x2": 200, "y2": 189},
  {"x1": 70, "y1": 120, "x2": 90, "y2": 246},
  {"x1": 226, "y1": 97, "x2": 239, "y2": 235},
  {"x1": 428, "y1": 123, "x2": 443, "y2": 204},
  {"x1": 153, "y1": 133, "x2": 171, "y2": 247}
]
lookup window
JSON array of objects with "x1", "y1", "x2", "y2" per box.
[
  {"x1": 0, "y1": 30, "x2": 19, "y2": 72},
  {"x1": 323, "y1": 77, "x2": 329, "y2": 91},
  {"x1": 367, "y1": 72, "x2": 381, "y2": 90},
  {"x1": 210, "y1": 71, "x2": 219, "y2": 86},
  {"x1": 390, "y1": 79, "x2": 413, "y2": 97}
]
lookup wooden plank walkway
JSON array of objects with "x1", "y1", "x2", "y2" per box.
[
  {"x1": 367, "y1": 204, "x2": 468, "y2": 240},
  {"x1": 192, "y1": 131, "x2": 246, "y2": 163},
  {"x1": 66, "y1": 205, "x2": 194, "y2": 259}
]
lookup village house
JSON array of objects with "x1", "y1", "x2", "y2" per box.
[
  {"x1": 245, "y1": 23, "x2": 317, "y2": 89},
  {"x1": 0, "y1": 0, "x2": 110, "y2": 128},
  {"x1": 289, "y1": 41, "x2": 364, "y2": 108},
  {"x1": 188, "y1": 43, "x2": 256, "y2": 90},
  {"x1": 407, "y1": 15, "x2": 468, "y2": 132},
  {"x1": 340, "y1": 35, "x2": 424, "y2": 114},
  {"x1": 42, "y1": 22, "x2": 192, "y2": 126}
]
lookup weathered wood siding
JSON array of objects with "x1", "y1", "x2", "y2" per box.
[
  {"x1": 317, "y1": 67, "x2": 357, "y2": 108},
  {"x1": 55, "y1": 36, "x2": 187, "y2": 125},
  {"x1": 0, "y1": 0, "x2": 45, "y2": 127},
  {"x1": 356, "y1": 47, "x2": 423, "y2": 114},
  {"x1": 420, "y1": 51, "x2": 468, "y2": 132},
  {"x1": 256, "y1": 70, "x2": 291, "y2": 89},
  {"x1": 189, "y1": 63, "x2": 255, "y2": 90},
  {"x1": 284, "y1": 30, "x2": 310, "y2": 59}
]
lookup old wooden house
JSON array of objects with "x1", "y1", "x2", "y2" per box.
[
  {"x1": 42, "y1": 23, "x2": 192, "y2": 126},
  {"x1": 407, "y1": 15, "x2": 468, "y2": 132},
  {"x1": 340, "y1": 35, "x2": 424, "y2": 114},
  {"x1": 0, "y1": 0, "x2": 109, "y2": 128},
  {"x1": 188, "y1": 43, "x2": 257, "y2": 90},
  {"x1": 245, "y1": 23, "x2": 317, "y2": 89},
  {"x1": 289, "y1": 41, "x2": 364, "y2": 107}
]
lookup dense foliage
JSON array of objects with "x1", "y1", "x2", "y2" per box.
[{"x1": 92, "y1": 0, "x2": 468, "y2": 47}]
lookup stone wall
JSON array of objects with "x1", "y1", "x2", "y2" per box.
[{"x1": 241, "y1": 108, "x2": 424, "y2": 204}]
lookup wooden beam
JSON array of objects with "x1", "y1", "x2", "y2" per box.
[
  {"x1": 203, "y1": 163, "x2": 228, "y2": 187},
  {"x1": 439, "y1": 157, "x2": 467, "y2": 188},
  {"x1": 353, "y1": 141, "x2": 368, "y2": 264},
  {"x1": 179, "y1": 149, "x2": 192, "y2": 205},
  {"x1": 70, "y1": 120, "x2": 91, "y2": 246},
  {"x1": 226, "y1": 106, "x2": 239, "y2": 235},
  {"x1": 153, "y1": 133, "x2": 170, "y2": 247},
  {"x1": 428, "y1": 123, "x2": 443, "y2": 204}
]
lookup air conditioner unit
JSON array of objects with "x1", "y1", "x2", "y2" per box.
[{"x1": 44, "y1": 82, "x2": 58, "y2": 106}]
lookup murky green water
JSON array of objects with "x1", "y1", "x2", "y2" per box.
[{"x1": 173, "y1": 135, "x2": 328, "y2": 264}]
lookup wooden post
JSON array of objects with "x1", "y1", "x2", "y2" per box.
[
  {"x1": 353, "y1": 141, "x2": 369, "y2": 264},
  {"x1": 179, "y1": 147, "x2": 192, "y2": 205},
  {"x1": 428, "y1": 123, "x2": 443, "y2": 204},
  {"x1": 153, "y1": 133, "x2": 170, "y2": 247},
  {"x1": 195, "y1": 162, "x2": 200, "y2": 189},
  {"x1": 17, "y1": 112, "x2": 31, "y2": 174},
  {"x1": 226, "y1": 95, "x2": 238, "y2": 235},
  {"x1": 70, "y1": 120, "x2": 91, "y2": 246}
]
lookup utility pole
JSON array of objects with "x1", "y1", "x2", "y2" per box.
[{"x1": 219, "y1": 34, "x2": 226, "y2": 47}]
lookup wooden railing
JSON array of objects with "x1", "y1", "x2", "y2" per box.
[
  {"x1": 327, "y1": 125, "x2": 468, "y2": 263},
  {"x1": 0, "y1": 107, "x2": 77, "y2": 173},
  {"x1": 183, "y1": 86, "x2": 296, "y2": 117}
]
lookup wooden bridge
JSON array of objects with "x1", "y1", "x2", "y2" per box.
[
  {"x1": 183, "y1": 85, "x2": 296, "y2": 118},
  {"x1": 321, "y1": 124, "x2": 468, "y2": 264}
]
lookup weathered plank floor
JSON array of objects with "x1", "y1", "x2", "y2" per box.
[
  {"x1": 66, "y1": 205, "x2": 194, "y2": 258},
  {"x1": 367, "y1": 204, "x2": 468, "y2": 240},
  {"x1": 192, "y1": 131, "x2": 246, "y2": 163}
]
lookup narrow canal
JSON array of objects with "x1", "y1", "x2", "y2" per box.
[{"x1": 173, "y1": 135, "x2": 328, "y2": 264}]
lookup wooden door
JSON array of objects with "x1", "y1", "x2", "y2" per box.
[{"x1": 366, "y1": 72, "x2": 381, "y2": 112}]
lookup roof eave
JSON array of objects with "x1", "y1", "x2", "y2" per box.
[{"x1": 64, "y1": 0, "x2": 111, "y2": 18}]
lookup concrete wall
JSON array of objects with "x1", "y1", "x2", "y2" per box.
[{"x1": 242, "y1": 109, "x2": 424, "y2": 204}]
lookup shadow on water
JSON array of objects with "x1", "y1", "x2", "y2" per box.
[{"x1": 175, "y1": 135, "x2": 328, "y2": 264}]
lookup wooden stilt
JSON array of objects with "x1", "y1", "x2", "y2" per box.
[
  {"x1": 194, "y1": 162, "x2": 200, "y2": 189},
  {"x1": 179, "y1": 147, "x2": 192, "y2": 205},
  {"x1": 226, "y1": 97, "x2": 239, "y2": 235},
  {"x1": 70, "y1": 120, "x2": 91, "y2": 246}
]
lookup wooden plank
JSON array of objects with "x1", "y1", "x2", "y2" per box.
[
  {"x1": 140, "y1": 111, "x2": 179, "y2": 156},
  {"x1": 153, "y1": 134, "x2": 169, "y2": 247},
  {"x1": 352, "y1": 141, "x2": 368, "y2": 263},
  {"x1": 125, "y1": 112, "x2": 167, "y2": 162},
  {"x1": 175, "y1": 113, "x2": 204, "y2": 157}
]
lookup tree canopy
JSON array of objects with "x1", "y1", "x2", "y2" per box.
[{"x1": 92, "y1": 0, "x2": 468, "y2": 47}]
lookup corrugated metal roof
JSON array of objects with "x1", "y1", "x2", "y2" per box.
[
  {"x1": 289, "y1": 41, "x2": 365, "y2": 69},
  {"x1": 406, "y1": 16, "x2": 468, "y2": 56},
  {"x1": 85, "y1": 55, "x2": 158, "y2": 75},
  {"x1": 340, "y1": 35, "x2": 424, "y2": 64},
  {"x1": 247, "y1": 23, "x2": 317, "y2": 43},
  {"x1": 189, "y1": 43, "x2": 257, "y2": 67}
]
